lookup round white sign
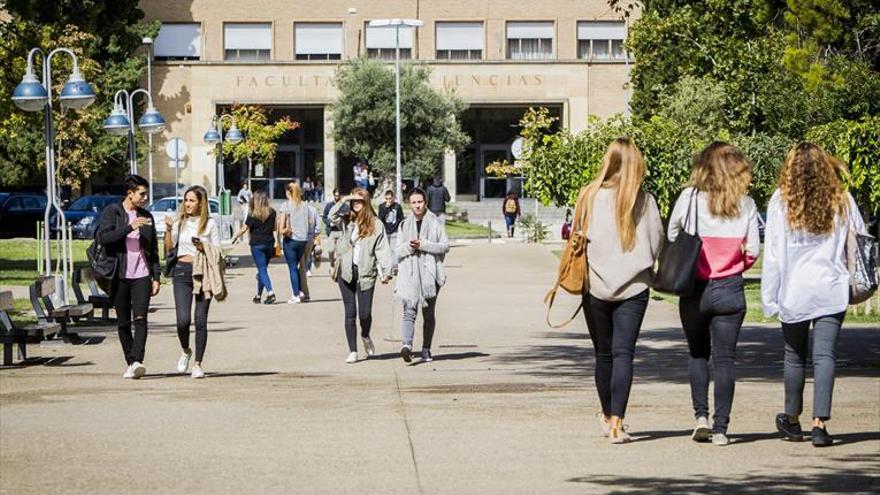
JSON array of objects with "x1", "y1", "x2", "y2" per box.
[
  {"x1": 511, "y1": 137, "x2": 525, "y2": 160},
  {"x1": 165, "y1": 138, "x2": 188, "y2": 161}
]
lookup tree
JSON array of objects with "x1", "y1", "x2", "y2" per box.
[
  {"x1": 219, "y1": 104, "x2": 299, "y2": 182},
  {"x1": 0, "y1": 0, "x2": 157, "y2": 189},
  {"x1": 330, "y1": 58, "x2": 469, "y2": 182}
]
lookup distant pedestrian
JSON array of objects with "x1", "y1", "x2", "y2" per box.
[
  {"x1": 394, "y1": 188, "x2": 450, "y2": 363},
  {"x1": 503, "y1": 191, "x2": 521, "y2": 238},
  {"x1": 561, "y1": 208, "x2": 573, "y2": 240},
  {"x1": 426, "y1": 176, "x2": 451, "y2": 225},
  {"x1": 237, "y1": 184, "x2": 252, "y2": 223},
  {"x1": 329, "y1": 187, "x2": 394, "y2": 364},
  {"x1": 378, "y1": 189, "x2": 405, "y2": 252},
  {"x1": 297, "y1": 202, "x2": 319, "y2": 301},
  {"x1": 354, "y1": 161, "x2": 369, "y2": 190},
  {"x1": 323, "y1": 189, "x2": 348, "y2": 273},
  {"x1": 232, "y1": 190, "x2": 277, "y2": 305},
  {"x1": 762, "y1": 143, "x2": 868, "y2": 447},
  {"x1": 303, "y1": 177, "x2": 315, "y2": 202},
  {"x1": 96, "y1": 174, "x2": 161, "y2": 379},
  {"x1": 278, "y1": 182, "x2": 312, "y2": 304},
  {"x1": 668, "y1": 141, "x2": 760, "y2": 446}
]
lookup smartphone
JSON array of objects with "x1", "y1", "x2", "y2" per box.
[{"x1": 191, "y1": 236, "x2": 202, "y2": 244}]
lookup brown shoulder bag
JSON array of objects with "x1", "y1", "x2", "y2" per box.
[{"x1": 544, "y1": 188, "x2": 591, "y2": 328}]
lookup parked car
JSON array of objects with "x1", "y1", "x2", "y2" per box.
[
  {"x1": 148, "y1": 196, "x2": 234, "y2": 238},
  {"x1": 0, "y1": 192, "x2": 48, "y2": 238},
  {"x1": 50, "y1": 195, "x2": 123, "y2": 239}
]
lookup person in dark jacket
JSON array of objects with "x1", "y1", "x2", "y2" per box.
[
  {"x1": 426, "y1": 176, "x2": 451, "y2": 225},
  {"x1": 95, "y1": 175, "x2": 161, "y2": 380},
  {"x1": 378, "y1": 190, "x2": 405, "y2": 249}
]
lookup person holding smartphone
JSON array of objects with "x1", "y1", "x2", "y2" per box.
[
  {"x1": 164, "y1": 185, "x2": 220, "y2": 379},
  {"x1": 96, "y1": 175, "x2": 161, "y2": 379}
]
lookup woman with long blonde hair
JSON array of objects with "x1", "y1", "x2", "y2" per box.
[
  {"x1": 328, "y1": 187, "x2": 394, "y2": 363},
  {"x1": 668, "y1": 141, "x2": 760, "y2": 446},
  {"x1": 163, "y1": 185, "x2": 220, "y2": 378},
  {"x1": 762, "y1": 143, "x2": 866, "y2": 447},
  {"x1": 232, "y1": 189, "x2": 277, "y2": 304},
  {"x1": 278, "y1": 181, "x2": 313, "y2": 304},
  {"x1": 576, "y1": 138, "x2": 664, "y2": 443}
]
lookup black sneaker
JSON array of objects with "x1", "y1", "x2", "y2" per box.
[
  {"x1": 252, "y1": 296, "x2": 261, "y2": 304},
  {"x1": 811, "y1": 426, "x2": 834, "y2": 447},
  {"x1": 263, "y1": 294, "x2": 276, "y2": 305},
  {"x1": 776, "y1": 413, "x2": 804, "y2": 441},
  {"x1": 400, "y1": 345, "x2": 412, "y2": 363}
]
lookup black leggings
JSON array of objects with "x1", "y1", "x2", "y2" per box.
[
  {"x1": 338, "y1": 266, "x2": 375, "y2": 352},
  {"x1": 584, "y1": 290, "x2": 649, "y2": 418},
  {"x1": 113, "y1": 276, "x2": 152, "y2": 365},
  {"x1": 173, "y1": 262, "x2": 211, "y2": 362},
  {"x1": 679, "y1": 275, "x2": 746, "y2": 433}
]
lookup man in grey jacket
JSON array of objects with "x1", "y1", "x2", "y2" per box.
[{"x1": 393, "y1": 187, "x2": 450, "y2": 363}]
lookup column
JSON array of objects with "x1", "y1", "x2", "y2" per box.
[
  {"x1": 443, "y1": 149, "x2": 456, "y2": 201},
  {"x1": 323, "y1": 107, "x2": 337, "y2": 194}
]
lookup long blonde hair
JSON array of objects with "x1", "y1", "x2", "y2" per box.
[
  {"x1": 250, "y1": 190, "x2": 271, "y2": 222},
  {"x1": 286, "y1": 181, "x2": 303, "y2": 206},
  {"x1": 688, "y1": 141, "x2": 752, "y2": 219},
  {"x1": 582, "y1": 138, "x2": 646, "y2": 252},
  {"x1": 178, "y1": 185, "x2": 209, "y2": 234},
  {"x1": 349, "y1": 187, "x2": 376, "y2": 238},
  {"x1": 779, "y1": 142, "x2": 849, "y2": 235}
]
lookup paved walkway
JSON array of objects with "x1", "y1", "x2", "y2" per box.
[{"x1": 1, "y1": 243, "x2": 878, "y2": 494}]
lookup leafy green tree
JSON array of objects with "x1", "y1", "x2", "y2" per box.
[
  {"x1": 330, "y1": 58, "x2": 469, "y2": 182},
  {"x1": 219, "y1": 104, "x2": 299, "y2": 182},
  {"x1": 0, "y1": 0, "x2": 157, "y2": 189}
]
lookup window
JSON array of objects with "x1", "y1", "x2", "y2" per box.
[
  {"x1": 154, "y1": 23, "x2": 201, "y2": 61},
  {"x1": 436, "y1": 22, "x2": 483, "y2": 60},
  {"x1": 295, "y1": 23, "x2": 343, "y2": 60},
  {"x1": 224, "y1": 23, "x2": 271, "y2": 61},
  {"x1": 366, "y1": 23, "x2": 413, "y2": 60},
  {"x1": 577, "y1": 21, "x2": 627, "y2": 60},
  {"x1": 506, "y1": 22, "x2": 553, "y2": 60}
]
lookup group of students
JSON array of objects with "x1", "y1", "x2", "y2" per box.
[{"x1": 576, "y1": 138, "x2": 868, "y2": 448}]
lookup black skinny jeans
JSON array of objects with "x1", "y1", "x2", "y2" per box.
[
  {"x1": 338, "y1": 266, "x2": 375, "y2": 353},
  {"x1": 679, "y1": 275, "x2": 746, "y2": 434},
  {"x1": 113, "y1": 276, "x2": 152, "y2": 365},
  {"x1": 584, "y1": 289, "x2": 649, "y2": 418},
  {"x1": 173, "y1": 262, "x2": 211, "y2": 362}
]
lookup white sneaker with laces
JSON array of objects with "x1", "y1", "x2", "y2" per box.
[
  {"x1": 362, "y1": 337, "x2": 375, "y2": 357},
  {"x1": 345, "y1": 352, "x2": 358, "y2": 364},
  {"x1": 191, "y1": 366, "x2": 205, "y2": 379},
  {"x1": 131, "y1": 362, "x2": 146, "y2": 379},
  {"x1": 711, "y1": 432, "x2": 730, "y2": 446},
  {"x1": 692, "y1": 416, "x2": 711, "y2": 442},
  {"x1": 177, "y1": 349, "x2": 192, "y2": 373},
  {"x1": 287, "y1": 296, "x2": 302, "y2": 304},
  {"x1": 123, "y1": 364, "x2": 135, "y2": 379}
]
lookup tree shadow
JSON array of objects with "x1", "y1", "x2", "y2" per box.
[
  {"x1": 140, "y1": 371, "x2": 280, "y2": 380},
  {"x1": 0, "y1": 356, "x2": 94, "y2": 369},
  {"x1": 409, "y1": 351, "x2": 490, "y2": 365}
]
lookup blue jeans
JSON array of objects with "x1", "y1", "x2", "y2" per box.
[
  {"x1": 250, "y1": 243, "x2": 274, "y2": 295},
  {"x1": 282, "y1": 238, "x2": 307, "y2": 295}
]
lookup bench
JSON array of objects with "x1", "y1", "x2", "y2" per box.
[
  {"x1": 72, "y1": 268, "x2": 113, "y2": 320},
  {"x1": 0, "y1": 290, "x2": 61, "y2": 364},
  {"x1": 29, "y1": 276, "x2": 93, "y2": 339}
]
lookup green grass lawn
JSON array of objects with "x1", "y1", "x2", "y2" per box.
[
  {"x1": 0, "y1": 239, "x2": 92, "y2": 286},
  {"x1": 445, "y1": 220, "x2": 496, "y2": 239}
]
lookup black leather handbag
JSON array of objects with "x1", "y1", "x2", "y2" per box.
[{"x1": 654, "y1": 189, "x2": 703, "y2": 296}]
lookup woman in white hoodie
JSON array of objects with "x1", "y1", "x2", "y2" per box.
[{"x1": 762, "y1": 142, "x2": 867, "y2": 447}]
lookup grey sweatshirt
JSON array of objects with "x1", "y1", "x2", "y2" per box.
[{"x1": 585, "y1": 188, "x2": 664, "y2": 301}]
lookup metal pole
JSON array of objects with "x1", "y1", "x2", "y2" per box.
[
  {"x1": 394, "y1": 25, "x2": 402, "y2": 201},
  {"x1": 146, "y1": 42, "x2": 154, "y2": 203},
  {"x1": 40, "y1": 54, "x2": 52, "y2": 275},
  {"x1": 174, "y1": 139, "x2": 180, "y2": 202},
  {"x1": 127, "y1": 93, "x2": 137, "y2": 175}
]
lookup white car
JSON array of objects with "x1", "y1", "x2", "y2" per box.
[{"x1": 148, "y1": 196, "x2": 234, "y2": 238}]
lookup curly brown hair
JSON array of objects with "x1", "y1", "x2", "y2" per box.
[
  {"x1": 779, "y1": 142, "x2": 849, "y2": 235},
  {"x1": 688, "y1": 142, "x2": 752, "y2": 219}
]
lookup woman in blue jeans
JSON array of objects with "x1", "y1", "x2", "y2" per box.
[
  {"x1": 278, "y1": 181, "x2": 312, "y2": 304},
  {"x1": 233, "y1": 190, "x2": 277, "y2": 305}
]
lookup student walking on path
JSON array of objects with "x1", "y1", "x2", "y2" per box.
[
  {"x1": 165, "y1": 185, "x2": 223, "y2": 379},
  {"x1": 329, "y1": 187, "x2": 395, "y2": 364},
  {"x1": 577, "y1": 139, "x2": 664, "y2": 443},
  {"x1": 426, "y1": 176, "x2": 451, "y2": 225},
  {"x1": 322, "y1": 189, "x2": 348, "y2": 274},
  {"x1": 668, "y1": 142, "x2": 761, "y2": 446},
  {"x1": 232, "y1": 190, "x2": 277, "y2": 305},
  {"x1": 503, "y1": 191, "x2": 521, "y2": 238},
  {"x1": 378, "y1": 189, "x2": 405, "y2": 255},
  {"x1": 297, "y1": 202, "x2": 320, "y2": 301},
  {"x1": 96, "y1": 175, "x2": 161, "y2": 379},
  {"x1": 278, "y1": 182, "x2": 312, "y2": 304},
  {"x1": 394, "y1": 188, "x2": 450, "y2": 363},
  {"x1": 762, "y1": 143, "x2": 868, "y2": 447}
]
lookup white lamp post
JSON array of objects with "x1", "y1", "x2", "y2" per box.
[
  {"x1": 103, "y1": 89, "x2": 166, "y2": 175},
  {"x1": 368, "y1": 18, "x2": 423, "y2": 200},
  {"x1": 143, "y1": 36, "x2": 155, "y2": 203}
]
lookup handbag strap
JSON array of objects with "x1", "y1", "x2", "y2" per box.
[{"x1": 684, "y1": 188, "x2": 699, "y2": 236}]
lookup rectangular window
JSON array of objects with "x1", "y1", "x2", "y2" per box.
[
  {"x1": 154, "y1": 23, "x2": 201, "y2": 61},
  {"x1": 224, "y1": 23, "x2": 271, "y2": 61},
  {"x1": 506, "y1": 21, "x2": 553, "y2": 60},
  {"x1": 436, "y1": 22, "x2": 483, "y2": 60},
  {"x1": 295, "y1": 23, "x2": 343, "y2": 60},
  {"x1": 577, "y1": 21, "x2": 627, "y2": 60},
  {"x1": 365, "y1": 23, "x2": 414, "y2": 60}
]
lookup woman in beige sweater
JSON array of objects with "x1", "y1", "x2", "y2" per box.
[{"x1": 578, "y1": 138, "x2": 664, "y2": 443}]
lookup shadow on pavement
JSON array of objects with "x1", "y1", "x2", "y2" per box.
[
  {"x1": 0, "y1": 356, "x2": 93, "y2": 369},
  {"x1": 565, "y1": 453, "x2": 879, "y2": 494},
  {"x1": 140, "y1": 371, "x2": 280, "y2": 380}
]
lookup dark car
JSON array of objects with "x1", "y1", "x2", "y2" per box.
[
  {"x1": 0, "y1": 192, "x2": 49, "y2": 238},
  {"x1": 50, "y1": 195, "x2": 123, "y2": 239}
]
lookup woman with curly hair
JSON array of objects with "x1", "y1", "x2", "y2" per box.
[
  {"x1": 668, "y1": 142, "x2": 761, "y2": 446},
  {"x1": 762, "y1": 143, "x2": 867, "y2": 447}
]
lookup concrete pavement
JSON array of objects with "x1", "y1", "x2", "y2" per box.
[{"x1": 1, "y1": 242, "x2": 878, "y2": 494}]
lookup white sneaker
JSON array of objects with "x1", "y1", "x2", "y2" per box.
[
  {"x1": 191, "y1": 366, "x2": 205, "y2": 379},
  {"x1": 123, "y1": 364, "x2": 135, "y2": 379},
  {"x1": 307, "y1": 270, "x2": 312, "y2": 277},
  {"x1": 345, "y1": 352, "x2": 358, "y2": 364},
  {"x1": 711, "y1": 432, "x2": 730, "y2": 446},
  {"x1": 131, "y1": 362, "x2": 146, "y2": 379},
  {"x1": 362, "y1": 337, "x2": 375, "y2": 357},
  {"x1": 177, "y1": 349, "x2": 192, "y2": 374},
  {"x1": 692, "y1": 416, "x2": 711, "y2": 442},
  {"x1": 287, "y1": 296, "x2": 302, "y2": 304}
]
